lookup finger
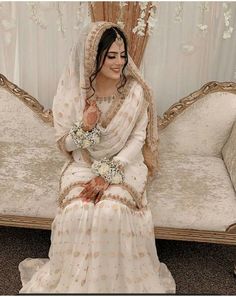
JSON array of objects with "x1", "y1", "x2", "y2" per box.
[
  {"x1": 85, "y1": 188, "x2": 99, "y2": 202},
  {"x1": 84, "y1": 180, "x2": 92, "y2": 186},
  {"x1": 84, "y1": 190, "x2": 96, "y2": 201},
  {"x1": 94, "y1": 191, "x2": 103, "y2": 204}
]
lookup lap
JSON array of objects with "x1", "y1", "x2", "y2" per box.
[{"x1": 58, "y1": 160, "x2": 148, "y2": 210}]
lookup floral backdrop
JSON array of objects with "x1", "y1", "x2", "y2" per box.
[{"x1": 0, "y1": 1, "x2": 236, "y2": 114}]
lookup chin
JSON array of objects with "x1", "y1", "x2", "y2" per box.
[{"x1": 109, "y1": 72, "x2": 121, "y2": 80}]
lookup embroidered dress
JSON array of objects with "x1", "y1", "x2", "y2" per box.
[{"x1": 19, "y1": 22, "x2": 176, "y2": 294}]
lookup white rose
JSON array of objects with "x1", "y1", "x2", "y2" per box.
[
  {"x1": 112, "y1": 174, "x2": 123, "y2": 184},
  {"x1": 76, "y1": 129, "x2": 83, "y2": 137},
  {"x1": 83, "y1": 139, "x2": 91, "y2": 148},
  {"x1": 94, "y1": 135, "x2": 100, "y2": 144},
  {"x1": 99, "y1": 163, "x2": 110, "y2": 175}
]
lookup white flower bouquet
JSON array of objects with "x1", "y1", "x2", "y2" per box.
[
  {"x1": 91, "y1": 158, "x2": 124, "y2": 184},
  {"x1": 69, "y1": 121, "x2": 101, "y2": 149}
]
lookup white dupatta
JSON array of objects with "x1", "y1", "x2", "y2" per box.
[{"x1": 52, "y1": 22, "x2": 158, "y2": 175}]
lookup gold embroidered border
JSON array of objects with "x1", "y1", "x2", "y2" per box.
[
  {"x1": 59, "y1": 193, "x2": 84, "y2": 208},
  {"x1": 59, "y1": 192, "x2": 148, "y2": 212},
  {"x1": 58, "y1": 178, "x2": 147, "y2": 210},
  {"x1": 100, "y1": 194, "x2": 147, "y2": 212},
  {"x1": 110, "y1": 180, "x2": 147, "y2": 209},
  {"x1": 58, "y1": 181, "x2": 85, "y2": 206},
  {"x1": 99, "y1": 76, "x2": 134, "y2": 128}
]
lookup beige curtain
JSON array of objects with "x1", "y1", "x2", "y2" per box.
[{"x1": 90, "y1": 2, "x2": 153, "y2": 68}]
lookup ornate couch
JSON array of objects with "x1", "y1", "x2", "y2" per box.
[{"x1": 0, "y1": 74, "x2": 236, "y2": 249}]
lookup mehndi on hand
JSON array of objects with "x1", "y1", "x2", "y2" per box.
[
  {"x1": 79, "y1": 176, "x2": 109, "y2": 204},
  {"x1": 83, "y1": 100, "x2": 101, "y2": 131}
]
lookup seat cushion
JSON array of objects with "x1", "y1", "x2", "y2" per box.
[
  {"x1": 222, "y1": 120, "x2": 236, "y2": 192},
  {"x1": 147, "y1": 153, "x2": 236, "y2": 231}
]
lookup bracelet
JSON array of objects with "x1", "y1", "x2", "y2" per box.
[
  {"x1": 69, "y1": 121, "x2": 101, "y2": 149},
  {"x1": 91, "y1": 157, "x2": 124, "y2": 184}
]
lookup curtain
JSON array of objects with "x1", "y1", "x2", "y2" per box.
[
  {"x1": 0, "y1": 2, "x2": 18, "y2": 82},
  {"x1": 0, "y1": 2, "x2": 90, "y2": 109},
  {"x1": 90, "y1": 2, "x2": 152, "y2": 68},
  {"x1": 1, "y1": 2, "x2": 236, "y2": 116},
  {"x1": 142, "y1": 2, "x2": 236, "y2": 115}
]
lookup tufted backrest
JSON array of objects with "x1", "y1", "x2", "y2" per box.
[{"x1": 159, "y1": 91, "x2": 236, "y2": 158}]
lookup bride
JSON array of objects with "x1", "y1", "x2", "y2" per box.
[{"x1": 19, "y1": 21, "x2": 176, "y2": 293}]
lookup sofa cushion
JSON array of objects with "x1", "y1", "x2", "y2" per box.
[
  {"x1": 0, "y1": 88, "x2": 64, "y2": 218},
  {"x1": 222, "y1": 120, "x2": 236, "y2": 192},
  {"x1": 159, "y1": 92, "x2": 236, "y2": 158},
  {"x1": 147, "y1": 153, "x2": 236, "y2": 231}
]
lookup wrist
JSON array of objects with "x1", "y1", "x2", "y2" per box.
[
  {"x1": 69, "y1": 121, "x2": 101, "y2": 149},
  {"x1": 82, "y1": 122, "x2": 93, "y2": 132},
  {"x1": 91, "y1": 158, "x2": 124, "y2": 184}
]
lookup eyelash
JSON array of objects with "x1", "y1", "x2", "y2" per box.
[{"x1": 107, "y1": 56, "x2": 126, "y2": 59}]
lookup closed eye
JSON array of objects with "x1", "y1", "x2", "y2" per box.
[{"x1": 107, "y1": 55, "x2": 127, "y2": 59}]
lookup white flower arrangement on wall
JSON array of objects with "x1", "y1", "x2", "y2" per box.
[
  {"x1": 147, "y1": 2, "x2": 158, "y2": 35},
  {"x1": 174, "y1": 2, "x2": 183, "y2": 23},
  {"x1": 117, "y1": 2, "x2": 127, "y2": 29},
  {"x1": 197, "y1": 2, "x2": 209, "y2": 33},
  {"x1": 132, "y1": 2, "x2": 148, "y2": 37},
  {"x1": 222, "y1": 2, "x2": 234, "y2": 39},
  {"x1": 132, "y1": 2, "x2": 158, "y2": 37},
  {"x1": 27, "y1": 2, "x2": 47, "y2": 30},
  {"x1": 26, "y1": 2, "x2": 88, "y2": 38},
  {"x1": 56, "y1": 2, "x2": 66, "y2": 36},
  {"x1": 0, "y1": 2, "x2": 235, "y2": 44}
]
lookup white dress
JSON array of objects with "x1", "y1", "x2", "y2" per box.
[{"x1": 19, "y1": 94, "x2": 176, "y2": 293}]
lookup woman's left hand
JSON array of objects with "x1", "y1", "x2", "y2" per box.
[{"x1": 79, "y1": 176, "x2": 109, "y2": 204}]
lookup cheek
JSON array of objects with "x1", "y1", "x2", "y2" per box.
[{"x1": 101, "y1": 59, "x2": 113, "y2": 74}]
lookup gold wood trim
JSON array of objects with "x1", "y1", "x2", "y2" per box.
[
  {"x1": 0, "y1": 215, "x2": 236, "y2": 245},
  {"x1": 154, "y1": 226, "x2": 236, "y2": 245},
  {"x1": 0, "y1": 73, "x2": 53, "y2": 126},
  {"x1": 0, "y1": 215, "x2": 52, "y2": 230},
  {"x1": 226, "y1": 223, "x2": 236, "y2": 233},
  {"x1": 158, "y1": 81, "x2": 236, "y2": 130}
]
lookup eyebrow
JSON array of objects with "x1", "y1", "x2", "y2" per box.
[{"x1": 108, "y1": 51, "x2": 126, "y2": 54}]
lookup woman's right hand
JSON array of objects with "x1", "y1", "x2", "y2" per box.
[{"x1": 83, "y1": 100, "x2": 101, "y2": 131}]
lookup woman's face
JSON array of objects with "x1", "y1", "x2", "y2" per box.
[{"x1": 98, "y1": 41, "x2": 126, "y2": 81}]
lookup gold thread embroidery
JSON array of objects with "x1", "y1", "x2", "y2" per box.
[
  {"x1": 58, "y1": 182, "x2": 85, "y2": 207},
  {"x1": 99, "y1": 194, "x2": 147, "y2": 212},
  {"x1": 99, "y1": 77, "x2": 134, "y2": 128}
]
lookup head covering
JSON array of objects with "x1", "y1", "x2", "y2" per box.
[{"x1": 52, "y1": 21, "x2": 159, "y2": 175}]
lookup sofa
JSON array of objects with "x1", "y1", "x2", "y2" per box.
[{"x1": 0, "y1": 74, "x2": 236, "y2": 250}]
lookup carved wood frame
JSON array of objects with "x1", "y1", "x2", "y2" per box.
[{"x1": 0, "y1": 73, "x2": 236, "y2": 245}]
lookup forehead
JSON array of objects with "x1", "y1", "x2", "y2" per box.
[{"x1": 108, "y1": 41, "x2": 125, "y2": 52}]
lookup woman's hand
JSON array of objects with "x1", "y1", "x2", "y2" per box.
[
  {"x1": 79, "y1": 176, "x2": 109, "y2": 203},
  {"x1": 83, "y1": 100, "x2": 101, "y2": 131}
]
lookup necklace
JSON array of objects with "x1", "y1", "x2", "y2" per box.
[{"x1": 95, "y1": 93, "x2": 116, "y2": 103}]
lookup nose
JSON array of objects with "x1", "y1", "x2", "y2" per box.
[{"x1": 115, "y1": 56, "x2": 124, "y2": 66}]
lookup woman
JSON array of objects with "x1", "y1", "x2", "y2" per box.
[{"x1": 19, "y1": 21, "x2": 175, "y2": 293}]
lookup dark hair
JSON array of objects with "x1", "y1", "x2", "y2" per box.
[{"x1": 87, "y1": 27, "x2": 128, "y2": 99}]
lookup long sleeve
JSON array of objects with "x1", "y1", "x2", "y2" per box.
[
  {"x1": 113, "y1": 105, "x2": 148, "y2": 166},
  {"x1": 64, "y1": 134, "x2": 77, "y2": 152}
]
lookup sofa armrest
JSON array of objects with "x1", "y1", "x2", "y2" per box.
[{"x1": 222, "y1": 120, "x2": 236, "y2": 192}]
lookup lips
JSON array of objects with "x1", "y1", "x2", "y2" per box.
[{"x1": 111, "y1": 68, "x2": 121, "y2": 73}]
